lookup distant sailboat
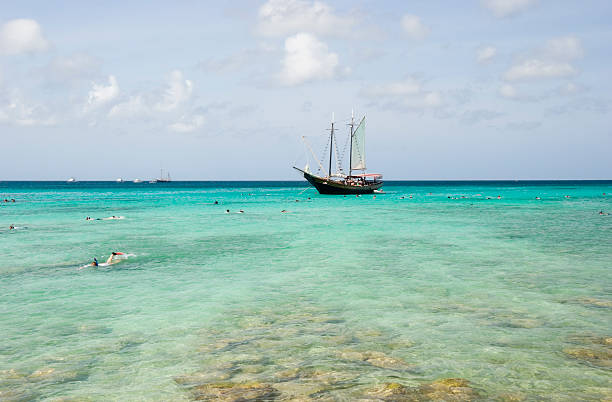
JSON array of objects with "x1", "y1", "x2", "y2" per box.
[
  {"x1": 152, "y1": 168, "x2": 171, "y2": 183},
  {"x1": 67, "y1": 177, "x2": 77, "y2": 183},
  {"x1": 294, "y1": 112, "x2": 382, "y2": 194}
]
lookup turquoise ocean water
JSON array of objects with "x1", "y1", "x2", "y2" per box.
[{"x1": 1, "y1": 181, "x2": 611, "y2": 400}]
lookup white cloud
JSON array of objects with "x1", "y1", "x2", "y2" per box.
[
  {"x1": 400, "y1": 14, "x2": 429, "y2": 40},
  {"x1": 363, "y1": 77, "x2": 442, "y2": 110},
  {"x1": 0, "y1": 90, "x2": 55, "y2": 126},
  {"x1": 168, "y1": 114, "x2": 205, "y2": 132},
  {"x1": 545, "y1": 36, "x2": 583, "y2": 60},
  {"x1": 504, "y1": 60, "x2": 575, "y2": 81},
  {"x1": 155, "y1": 70, "x2": 193, "y2": 112},
  {"x1": 504, "y1": 36, "x2": 583, "y2": 81},
  {"x1": 279, "y1": 33, "x2": 339, "y2": 86},
  {"x1": 499, "y1": 84, "x2": 517, "y2": 98},
  {"x1": 481, "y1": 0, "x2": 537, "y2": 18},
  {"x1": 108, "y1": 95, "x2": 148, "y2": 118},
  {"x1": 86, "y1": 75, "x2": 119, "y2": 110},
  {"x1": 0, "y1": 19, "x2": 50, "y2": 55},
  {"x1": 257, "y1": 0, "x2": 356, "y2": 37},
  {"x1": 477, "y1": 46, "x2": 497, "y2": 63},
  {"x1": 108, "y1": 70, "x2": 194, "y2": 119}
]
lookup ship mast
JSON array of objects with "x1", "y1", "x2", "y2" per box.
[
  {"x1": 328, "y1": 113, "x2": 335, "y2": 178},
  {"x1": 348, "y1": 109, "x2": 355, "y2": 178}
]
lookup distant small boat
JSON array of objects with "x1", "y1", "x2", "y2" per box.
[
  {"x1": 154, "y1": 168, "x2": 171, "y2": 183},
  {"x1": 67, "y1": 177, "x2": 77, "y2": 183},
  {"x1": 133, "y1": 179, "x2": 142, "y2": 183},
  {"x1": 116, "y1": 178, "x2": 123, "y2": 183}
]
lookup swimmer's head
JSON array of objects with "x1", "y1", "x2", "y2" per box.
[{"x1": 112, "y1": 252, "x2": 117, "y2": 255}]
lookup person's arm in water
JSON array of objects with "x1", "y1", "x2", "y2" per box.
[{"x1": 106, "y1": 253, "x2": 116, "y2": 264}]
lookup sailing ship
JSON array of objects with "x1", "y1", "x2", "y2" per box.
[
  {"x1": 294, "y1": 112, "x2": 382, "y2": 194},
  {"x1": 151, "y1": 168, "x2": 171, "y2": 183}
]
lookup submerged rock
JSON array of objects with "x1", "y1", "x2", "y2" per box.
[
  {"x1": 320, "y1": 334, "x2": 354, "y2": 346},
  {"x1": 354, "y1": 329, "x2": 384, "y2": 339},
  {"x1": 569, "y1": 297, "x2": 612, "y2": 309},
  {"x1": 275, "y1": 367, "x2": 302, "y2": 381},
  {"x1": 567, "y1": 334, "x2": 612, "y2": 346},
  {"x1": 198, "y1": 336, "x2": 255, "y2": 353},
  {"x1": 337, "y1": 350, "x2": 411, "y2": 370},
  {"x1": 385, "y1": 338, "x2": 415, "y2": 350},
  {"x1": 563, "y1": 348, "x2": 612, "y2": 367},
  {"x1": 273, "y1": 381, "x2": 330, "y2": 400},
  {"x1": 497, "y1": 318, "x2": 541, "y2": 329},
  {"x1": 365, "y1": 378, "x2": 478, "y2": 401},
  {"x1": 272, "y1": 367, "x2": 358, "y2": 399},
  {"x1": 275, "y1": 367, "x2": 356, "y2": 384},
  {"x1": 421, "y1": 378, "x2": 479, "y2": 400},
  {"x1": 28, "y1": 368, "x2": 56, "y2": 380},
  {"x1": 174, "y1": 370, "x2": 232, "y2": 386},
  {"x1": 366, "y1": 382, "x2": 412, "y2": 399},
  {"x1": 0, "y1": 387, "x2": 39, "y2": 401},
  {"x1": 191, "y1": 381, "x2": 279, "y2": 401},
  {"x1": 115, "y1": 336, "x2": 146, "y2": 352},
  {"x1": 494, "y1": 392, "x2": 526, "y2": 401},
  {"x1": 0, "y1": 369, "x2": 26, "y2": 380},
  {"x1": 367, "y1": 355, "x2": 410, "y2": 370},
  {"x1": 27, "y1": 368, "x2": 86, "y2": 384}
]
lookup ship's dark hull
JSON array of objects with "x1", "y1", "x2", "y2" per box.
[{"x1": 297, "y1": 169, "x2": 383, "y2": 194}]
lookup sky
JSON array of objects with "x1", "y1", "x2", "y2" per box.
[{"x1": 0, "y1": 0, "x2": 611, "y2": 180}]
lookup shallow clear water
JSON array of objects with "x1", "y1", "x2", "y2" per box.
[{"x1": 1, "y1": 181, "x2": 611, "y2": 400}]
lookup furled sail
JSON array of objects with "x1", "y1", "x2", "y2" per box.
[{"x1": 351, "y1": 116, "x2": 366, "y2": 171}]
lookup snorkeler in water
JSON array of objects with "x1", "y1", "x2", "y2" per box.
[{"x1": 80, "y1": 253, "x2": 127, "y2": 270}]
